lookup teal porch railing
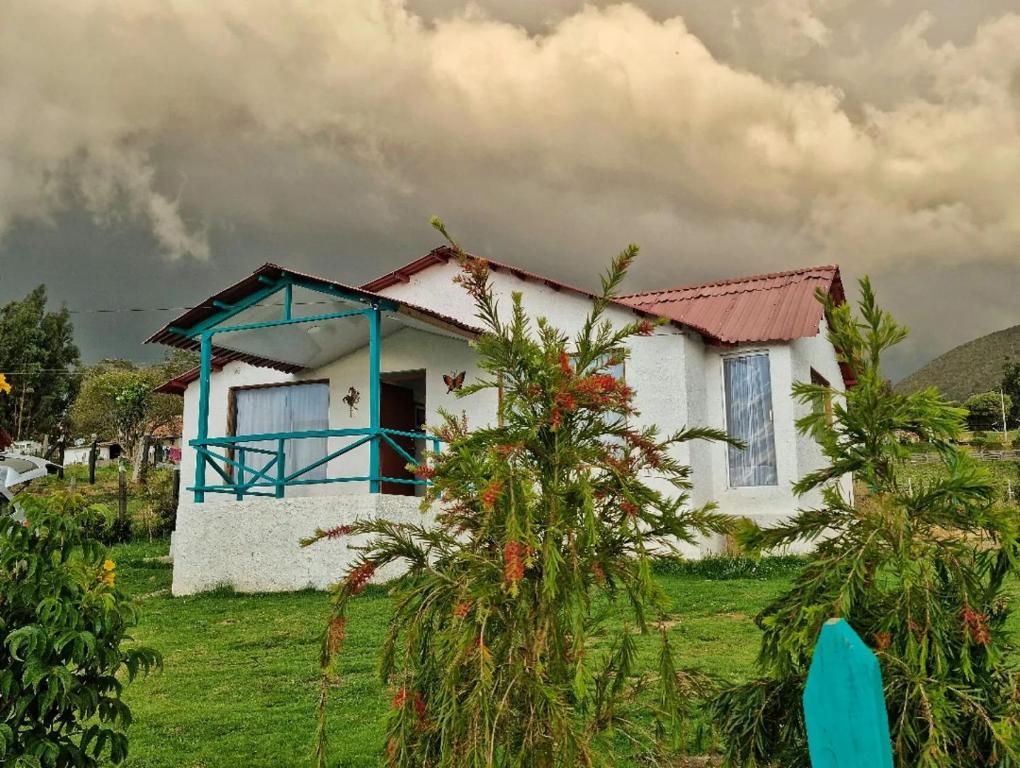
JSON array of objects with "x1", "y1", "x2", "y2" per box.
[{"x1": 189, "y1": 428, "x2": 442, "y2": 499}]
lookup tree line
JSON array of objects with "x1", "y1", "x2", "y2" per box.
[{"x1": 0, "y1": 284, "x2": 193, "y2": 479}]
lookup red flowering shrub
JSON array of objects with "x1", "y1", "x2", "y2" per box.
[
  {"x1": 713, "y1": 279, "x2": 1020, "y2": 767},
  {"x1": 305, "y1": 220, "x2": 733, "y2": 767}
]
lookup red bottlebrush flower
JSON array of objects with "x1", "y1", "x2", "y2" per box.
[
  {"x1": 503, "y1": 540, "x2": 526, "y2": 584},
  {"x1": 347, "y1": 562, "x2": 376, "y2": 594},
  {"x1": 554, "y1": 390, "x2": 578, "y2": 412},
  {"x1": 387, "y1": 738, "x2": 398, "y2": 760},
  {"x1": 327, "y1": 615, "x2": 347, "y2": 656},
  {"x1": 559, "y1": 350, "x2": 573, "y2": 376},
  {"x1": 549, "y1": 406, "x2": 562, "y2": 430},
  {"x1": 453, "y1": 257, "x2": 490, "y2": 299},
  {"x1": 495, "y1": 443, "x2": 519, "y2": 457},
  {"x1": 620, "y1": 500, "x2": 639, "y2": 518},
  {"x1": 481, "y1": 479, "x2": 503, "y2": 508},
  {"x1": 320, "y1": 524, "x2": 353, "y2": 540},
  {"x1": 963, "y1": 606, "x2": 991, "y2": 645},
  {"x1": 412, "y1": 691, "x2": 427, "y2": 727},
  {"x1": 591, "y1": 562, "x2": 606, "y2": 584},
  {"x1": 454, "y1": 601, "x2": 472, "y2": 619},
  {"x1": 636, "y1": 319, "x2": 655, "y2": 336},
  {"x1": 392, "y1": 686, "x2": 408, "y2": 709},
  {"x1": 873, "y1": 631, "x2": 891, "y2": 651},
  {"x1": 413, "y1": 463, "x2": 436, "y2": 480}
]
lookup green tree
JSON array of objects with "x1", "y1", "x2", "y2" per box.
[
  {"x1": 0, "y1": 286, "x2": 80, "y2": 443},
  {"x1": 67, "y1": 354, "x2": 187, "y2": 480},
  {"x1": 963, "y1": 390, "x2": 1011, "y2": 433},
  {"x1": 305, "y1": 224, "x2": 734, "y2": 768},
  {"x1": 712, "y1": 279, "x2": 1020, "y2": 767},
  {"x1": 0, "y1": 494, "x2": 161, "y2": 766}
]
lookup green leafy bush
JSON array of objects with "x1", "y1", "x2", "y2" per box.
[
  {"x1": 0, "y1": 494, "x2": 161, "y2": 767},
  {"x1": 135, "y1": 468, "x2": 178, "y2": 539},
  {"x1": 711, "y1": 279, "x2": 1020, "y2": 767},
  {"x1": 306, "y1": 226, "x2": 733, "y2": 767},
  {"x1": 652, "y1": 555, "x2": 805, "y2": 581}
]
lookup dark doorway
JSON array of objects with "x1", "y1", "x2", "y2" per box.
[{"x1": 379, "y1": 371, "x2": 425, "y2": 495}]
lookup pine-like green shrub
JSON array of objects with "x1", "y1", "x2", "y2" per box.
[
  {"x1": 711, "y1": 279, "x2": 1020, "y2": 767},
  {"x1": 306, "y1": 226, "x2": 734, "y2": 768},
  {"x1": 0, "y1": 494, "x2": 160, "y2": 767}
]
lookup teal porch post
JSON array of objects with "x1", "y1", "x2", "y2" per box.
[
  {"x1": 369, "y1": 305, "x2": 381, "y2": 493},
  {"x1": 194, "y1": 332, "x2": 213, "y2": 502}
]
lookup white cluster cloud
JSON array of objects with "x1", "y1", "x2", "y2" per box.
[{"x1": 1, "y1": 0, "x2": 1017, "y2": 282}]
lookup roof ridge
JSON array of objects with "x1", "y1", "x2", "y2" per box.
[{"x1": 619, "y1": 264, "x2": 839, "y2": 300}]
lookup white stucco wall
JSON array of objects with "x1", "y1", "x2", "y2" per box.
[
  {"x1": 171, "y1": 493, "x2": 427, "y2": 595},
  {"x1": 789, "y1": 318, "x2": 854, "y2": 509}
]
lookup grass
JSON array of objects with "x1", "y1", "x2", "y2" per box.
[
  {"x1": 110, "y1": 541, "x2": 796, "y2": 767},
  {"x1": 897, "y1": 456, "x2": 1020, "y2": 503}
]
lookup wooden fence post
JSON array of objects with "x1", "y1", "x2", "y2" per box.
[
  {"x1": 803, "y1": 618, "x2": 893, "y2": 767},
  {"x1": 172, "y1": 467, "x2": 180, "y2": 509},
  {"x1": 88, "y1": 439, "x2": 98, "y2": 484},
  {"x1": 118, "y1": 466, "x2": 128, "y2": 529}
]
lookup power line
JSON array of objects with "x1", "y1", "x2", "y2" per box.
[{"x1": 64, "y1": 298, "x2": 338, "y2": 315}]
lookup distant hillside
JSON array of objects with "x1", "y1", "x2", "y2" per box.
[{"x1": 895, "y1": 324, "x2": 1020, "y2": 403}]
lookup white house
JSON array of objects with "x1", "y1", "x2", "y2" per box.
[
  {"x1": 150, "y1": 248, "x2": 852, "y2": 595},
  {"x1": 62, "y1": 441, "x2": 121, "y2": 466}
]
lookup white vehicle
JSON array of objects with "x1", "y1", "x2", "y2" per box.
[{"x1": 0, "y1": 453, "x2": 55, "y2": 520}]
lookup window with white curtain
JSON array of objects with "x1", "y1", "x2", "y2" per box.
[
  {"x1": 234, "y1": 382, "x2": 330, "y2": 483},
  {"x1": 723, "y1": 353, "x2": 778, "y2": 487}
]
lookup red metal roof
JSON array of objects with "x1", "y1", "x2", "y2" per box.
[
  {"x1": 154, "y1": 357, "x2": 228, "y2": 395},
  {"x1": 616, "y1": 265, "x2": 844, "y2": 344},
  {"x1": 362, "y1": 246, "x2": 716, "y2": 337}
]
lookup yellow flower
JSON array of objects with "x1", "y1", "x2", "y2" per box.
[
  {"x1": 101, "y1": 559, "x2": 116, "y2": 587},
  {"x1": 0, "y1": 374, "x2": 10, "y2": 396}
]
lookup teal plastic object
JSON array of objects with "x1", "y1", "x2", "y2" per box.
[{"x1": 803, "y1": 618, "x2": 894, "y2": 768}]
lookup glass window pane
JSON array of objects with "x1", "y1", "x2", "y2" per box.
[{"x1": 724, "y1": 354, "x2": 778, "y2": 487}]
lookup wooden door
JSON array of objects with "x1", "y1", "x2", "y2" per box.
[{"x1": 379, "y1": 382, "x2": 417, "y2": 495}]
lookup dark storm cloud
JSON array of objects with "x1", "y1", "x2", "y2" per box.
[{"x1": 0, "y1": 0, "x2": 1017, "y2": 379}]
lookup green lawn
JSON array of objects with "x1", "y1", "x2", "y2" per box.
[{"x1": 110, "y1": 542, "x2": 797, "y2": 767}]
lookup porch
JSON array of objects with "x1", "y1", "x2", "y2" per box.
[{"x1": 148, "y1": 264, "x2": 481, "y2": 502}]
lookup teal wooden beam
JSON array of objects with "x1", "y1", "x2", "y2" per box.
[
  {"x1": 290, "y1": 276, "x2": 399, "y2": 311},
  {"x1": 212, "y1": 307, "x2": 371, "y2": 336},
  {"x1": 176, "y1": 280, "x2": 287, "y2": 339},
  {"x1": 283, "y1": 283, "x2": 293, "y2": 321},
  {"x1": 191, "y1": 426, "x2": 442, "y2": 446},
  {"x1": 369, "y1": 305, "x2": 381, "y2": 493},
  {"x1": 194, "y1": 332, "x2": 213, "y2": 502},
  {"x1": 212, "y1": 299, "x2": 233, "y2": 310},
  {"x1": 258, "y1": 274, "x2": 276, "y2": 285},
  {"x1": 275, "y1": 439, "x2": 286, "y2": 498}
]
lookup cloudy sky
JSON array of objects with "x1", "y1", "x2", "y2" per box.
[{"x1": 1, "y1": 0, "x2": 1018, "y2": 379}]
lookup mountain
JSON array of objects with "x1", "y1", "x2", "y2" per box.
[{"x1": 895, "y1": 324, "x2": 1020, "y2": 402}]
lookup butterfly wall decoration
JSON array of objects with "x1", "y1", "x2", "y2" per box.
[
  {"x1": 342, "y1": 386, "x2": 361, "y2": 417},
  {"x1": 443, "y1": 371, "x2": 466, "y2": 393}
]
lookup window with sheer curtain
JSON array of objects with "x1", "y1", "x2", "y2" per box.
[
  {"x1": 723, "y1": 353, "x2": 778, "y2": 487},
  {"x1": 234, "y1": 382, "x2": 330, "y2": 483}
]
